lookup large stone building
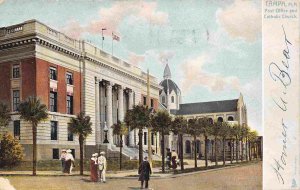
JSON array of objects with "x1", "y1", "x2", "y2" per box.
[
  {"x1": 0, "y1": 20, "x2": 161, "y2": 160},
  {"x1": 159, "y1": 64, "x2": 248, "y2": 159}
]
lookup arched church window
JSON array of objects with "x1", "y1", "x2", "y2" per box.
[
  {"x1": 162, "y1": 96, "x2": 165, "y2": 104},
  {"x1": 185, "y1": 140, "x2": 191, "y2": 154},
  {"x1": 208, "y1": 118, "x2": 213, "y2": 124},
  {"x1": 217, "y1": 117, "x2": 223, "y2": 122},
  {"x1": 228, "y1": 116, "x2": 234, "y2": 121},
  {"x1": 171, "y1": 96, "x2": 174, "y2": 103}
]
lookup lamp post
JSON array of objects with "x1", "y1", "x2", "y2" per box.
[{"x1": 103, "y1": 121, "x2": 109, "y2": 144}]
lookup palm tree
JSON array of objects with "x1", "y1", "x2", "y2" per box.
[
  {"x1": 198, "y1": 117, "x2": 212, "y2": 168},
  {"x1": 219, "y1": 122, "x2": 231, "y2": 166},
  {"x1": 69, "y1": 112, "x2": 92, "y2": 175},
  {"x1": 171, "y1": 116, "x2": 187, "y2": 171},
  {"x1": 232, "y1": 124, "x2": 242, "y2": 163},
  {"x1": 124, "y1": 105, "x2": 151, "y2": 165},
  {"x1": 112, "y1": 120, "x2": 128, "y2": 170},
  {"x1": 18, "y1": 96, "x2": 48, "y2": 176},
  {"x1": 151, "y1": 110, "x2": 172, "y2": 173},
  {"x1": 0, "y1": 102, "x2": 11, "y2": 128},
  {"x1": 187, "y1": 118, "x2": 201, "y2": 168},
  {"x1": 210, "y1": 121, "x2": 221, "y2": 166}
]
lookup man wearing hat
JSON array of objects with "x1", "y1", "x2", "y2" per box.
[
  {"x1": 97, "y1": 151, "x2": 107, "y2": 183},
  {"x1": 59, "y1": 149, "x2": 67, "y2": 173},
  {"x1": 138, "y1": 156, "x2": 152, "y2": 189},
  {"x1": 64, "y1": 149, "x2": 75, "y2": 174}
]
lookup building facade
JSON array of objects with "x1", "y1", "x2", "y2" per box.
[
  {"x1": 0, "y1": 20, "x2": 160, "y2": 160},
  {"x1": 159, "y1": 64, "x2": 248, "y2": 159}
]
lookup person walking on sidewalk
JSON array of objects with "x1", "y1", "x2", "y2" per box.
[
  {"x1": 138, "y1": 156, "x2": 152, "y2": 189},
  {"x1": 59, "y1": 149, "x2": 67, "y2": 173},
  {"x1": 97, "y1": 151, "x2": 107, "y2": 183},
  {"x1": 90, "y1": 153, "x2": 98, "y2": 182}
]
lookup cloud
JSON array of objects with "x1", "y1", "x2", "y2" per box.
[
  {"x1": 127, "y1": 52, "x2": 145, "y2": 67},
  {"x1": 158, "y1": 50, "x2": 175, "y2": 64},
  {"x1": 216, "y1": 0, "x2": 261, "y2": 42},
  {"x1": 180, "y1": 54, "x2": 241, "y2": 92},
  {"x1": 62, "y1": 1, "x2": 168, "y2": 39}
]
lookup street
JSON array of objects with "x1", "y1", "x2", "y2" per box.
[{"x1": 5, "y1": 162, "x2": 261, "y2": 190}]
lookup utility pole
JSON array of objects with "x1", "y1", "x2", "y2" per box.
[{"x1": 147, "y1": 69, "x2": 153, "y2": 168}]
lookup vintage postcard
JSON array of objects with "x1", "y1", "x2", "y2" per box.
[{"x1": 0, "y1": 0, "x2": 294, "y2": 190}]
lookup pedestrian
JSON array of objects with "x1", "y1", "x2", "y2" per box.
[
  {"x1": 97, "y1": 151, "x2": 107, "y2": 183},
  {"x1": 64, "y1": 149, "x2": 75, "y2": 174},
  {"x1": 59, "y1": 149, "x2": 67, "y2": 173},
  {"x1": 166, "y1": 148, "x2": 171, "y2": 169},
  {"x1": 171, "y1": 149, "x2": 178, "y2": 170},
  {"x1": 90, "y1": 153, "x2": 98, "y2": 182},
  {"x1": 138, "y1": 156, "x2": 152, "y2": 189}
]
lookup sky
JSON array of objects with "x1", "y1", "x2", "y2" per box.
[{"x1": 0, "y1": 0, "x2": 262, "y2": 134}]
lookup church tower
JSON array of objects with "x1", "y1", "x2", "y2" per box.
[{"x1": 159, "y1": 63, "x2": 181, "y2": 112}]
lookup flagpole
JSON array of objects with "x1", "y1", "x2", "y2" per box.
[
  {"x1": 111, "y1": 32, "x2": 113, "y2": 56},
  {"x1": 101, "y1": 28, "x2": 106, "y2": 50}
]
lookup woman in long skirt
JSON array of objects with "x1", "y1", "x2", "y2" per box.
[{"x1": 90, "y1": 153, "x2": 98, "y2": 182}]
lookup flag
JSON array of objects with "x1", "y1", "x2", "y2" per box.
[{"x1": 112, "y1": 33, "x2": 120, "y2": 41}]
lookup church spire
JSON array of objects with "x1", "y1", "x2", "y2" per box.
[{"x1": 163, "y1": 63, "x2": 171, "y2": 79}]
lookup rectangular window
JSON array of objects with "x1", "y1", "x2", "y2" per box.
[
  {"x1": 12, "y1": 65, "x2": 20, "y2": 79},
  {"x1": 71, "y1": 149, "x2": 75, "y2": 159},
  {"x1": 151, "y1": 132, "x2": 154, "y2": 146},
  {"x1": 67, "y1": 124, "x2": 73, "y2": 141},
  {"x1": 144, "y1": 132, "x2": 147, "y2": 145},
  {"x1": 133, "y1": 92, "x2": 135, "y2": 106},
  {"x1": 14, "y1": 120, "x2": 20, "y2": 140},
  {"x1": 66, "y1": 95, "x2": 73, "y2": 114},
  {"x1": 51, "y1": 121, "x2": 58, "y2": 140},
  {"x1": 50, "y1": 91, "x2": 57, "y2": 112},
  {"x1": 12, "y1": 90, "x2": 20, "y2": 111},
  {"x1": 143, "y1": 97, "x2": 147, "y2": 106},
  {"x1": 66, "y1": 72, "x2": 73, "y2": 85},
  {"x1": 52, "y1": 149, "x2": 59, "y2": 159},
  {"x1": 150, "y1": 99, "x2": 154, "y2": 108},
  {"x1": 50, "y1": 67, "x2": 57, "y2": 80},
  {"x1": 117, "y1": 109, "x2": 119, "y2": 121}
]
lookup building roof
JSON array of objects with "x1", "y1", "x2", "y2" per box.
[
  {"x1": 173, "y1": 99, "x2": 238, "y2": 115},
  {"x1": 159, "y1": 79, "x2": 181, "y2": 95}
]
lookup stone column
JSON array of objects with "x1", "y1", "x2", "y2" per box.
[
  {"x1": 128, "y1": 90, "x2": 133, "y2": 109},
  {"x1": 95, "y1": 78, "x2": 100, "y2": 145},
  {"x1": 106, "y1": 82, "x2": 113, "y2": 147},
  {"x1": 118, "y1": 86, "x2": 124, "y2": 121}
]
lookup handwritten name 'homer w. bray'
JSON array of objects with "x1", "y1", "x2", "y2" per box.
[{"x1": 268, "y1": 25, "x2": 292, "y2": 185}]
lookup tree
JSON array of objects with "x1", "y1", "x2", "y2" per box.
[
  {"x1": 241, "y1": 125, "x2": 250, "y2": 161},
  {"x1": 0, "y1": 133, "x2": 23, "y2": 167},
  {"x1": 112, "y1": 120, "x2": 128, "y2": 170},
  {"x1": 228, "y1": 126, "x2": 235, "y2": 164},
  {"x1": 0, "y1": 102, "x2": 11, "y2": 128},
  {"x1": 219, "y1": 122, "x2": 231, "y2": 166},
  {"x1": 171, "y1": 116, "x2": 187, "y2": 171},
  {"x1": 187, "y1": 118, "x2": 201, "y2": 168},
  {"x1": 198, "y1": 117, "x2": 211, "y2": 168},
  {"x1": 69, "y1": 112, "x2": 92, "y2": 175},
  {"x1": 232, "y1": 124, "x2": 242, "y2": 163},
  {"x1": 124, "y1": 105, "x2": 151, "y2": 165},
  {"x1": 151, "y1": 110, "x2": 172, "y2": 173},
  {"x1": 248, "y1": 130, "x2": 258, "y2": 161},
  {"x1": 210, "y1": 122, "x2": 222, "y2": 166},
  {"x1": 18, "y1": 96, "x2": 48, "y2": 176}
]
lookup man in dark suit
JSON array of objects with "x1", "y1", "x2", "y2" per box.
[{"x1": 138, "y1": 156, "x2": 152, "y2": 189}]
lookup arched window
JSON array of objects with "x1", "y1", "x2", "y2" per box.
[
  {"x1": 162, "y1": 96, "x2": 165, "y2": 104},
  {"x1": 185, "y1": 140, "x2": 191, "y2": 154},
  {"x1": 228, "y1": 116, "x2": 234, "y2": 121},
  {"x1": 171, "y1": 96, "x2": 174, "y2": 103},
  {"x1": 217, "y1": 117, "x2": 223, "y2": 122},
  {"x1": 208, "y1": 118, "x2": 213, "y2": 124}
]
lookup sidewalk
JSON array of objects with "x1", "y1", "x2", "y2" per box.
[{"x1": 0, "y1": 160, "x2": 260, "y2": 179}]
